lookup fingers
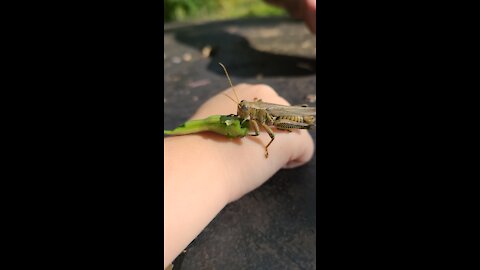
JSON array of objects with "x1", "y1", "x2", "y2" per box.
[
  {"x1": 265, "y1": 0, "x2": 316, "y2": 34},
  {"x1": 228, "y1": 83, "x2": 290, "y2": 105},
  {"x1": 283, "y1": 129, "x2": 315, "y2": 169},
  {"x1": 304, "y1": 0, "x2": 316, "y2": 34}
]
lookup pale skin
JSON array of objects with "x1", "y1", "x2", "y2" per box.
[
  {"x1": 266, "y1": 0, "x2": 316, "y2": 34},
  {"x1": 164, "y1": 84, "x2": 315, "y2": 268}
]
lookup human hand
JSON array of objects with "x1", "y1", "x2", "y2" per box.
[
  {"x1": 190, "y1": 83, "x2": 315, "y2": 202},
  {"x1": 266, "y1": 0, "x2": 316, "y2": 34},
  {"x1": 164, "y1": 84, "x2": 315, "y2": 267}
]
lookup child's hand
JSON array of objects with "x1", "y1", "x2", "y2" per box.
[
  {"x1": 191, "y1": 83, "x2": 315, "y2": 202},
  {"x1": 164, "y1": 84, "x2": 314, "y2": 267},
  {"x1": 265, "y1": 0, "x2": 316, "y2": 34}
]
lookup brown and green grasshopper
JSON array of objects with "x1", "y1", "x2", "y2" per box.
[{"x1": 219, "y1": 63, "x2": 316, "y2": 158}]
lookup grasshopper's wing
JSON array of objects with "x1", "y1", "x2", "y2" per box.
[{"x1": 259, "y1": 102, "x2": 316, "y2": 117}]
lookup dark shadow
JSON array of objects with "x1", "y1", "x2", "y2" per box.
[{"x1": 168, "y1": 17, "x2": 316, "y2": 77}]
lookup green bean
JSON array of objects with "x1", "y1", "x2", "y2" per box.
[{"x1": 164, "y1": 115, "x2": 250, "y2": 138}]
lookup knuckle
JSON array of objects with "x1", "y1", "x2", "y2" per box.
[
  {"x1": 255, "y1": 84, "x2": 277, "y2": 95},
  {"x1": 236, "y1": 83, "x2": 251, "y2": 88},
  {"x1": 230, "y1": 83, "x2": 289, "y2": 105}
]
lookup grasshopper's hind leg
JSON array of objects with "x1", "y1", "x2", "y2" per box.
[
  {"x1": 248, "y1": 120, "x2": 276, "y2": 158},
  {"x1": 261, "y1": 123, "x2": 275, "y2": 158}
]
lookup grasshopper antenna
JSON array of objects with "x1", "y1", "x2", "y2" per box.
[
  {"x1": 222, "y1": 92, "x2": 239, "y2": 106},
  {"x1": 219, "y1": 63, "x2": 240, "y2": 105}
]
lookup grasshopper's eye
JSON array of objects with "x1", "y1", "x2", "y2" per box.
[{"x1": 241, "y1": 104, "x2": 248, "y2": 112}]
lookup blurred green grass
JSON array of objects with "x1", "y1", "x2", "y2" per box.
[{"x1": 164, "y1": 0, "x2": 287, "y2": 23}]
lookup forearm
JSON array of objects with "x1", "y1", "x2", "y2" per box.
[
  {"x1": 163, "y1": 131, "x2": 306, "y2": 267},
  {"x1": 164, "y1": 135, "x2": 230, "y2": 268}
]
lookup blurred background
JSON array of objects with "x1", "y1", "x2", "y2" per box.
[{"x1": 164, "y1": 0, "x2": 287, "y2": 22}]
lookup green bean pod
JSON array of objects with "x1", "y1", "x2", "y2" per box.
[{"x1": 164, "y1": 115, "x2": 249, "y2": 138}]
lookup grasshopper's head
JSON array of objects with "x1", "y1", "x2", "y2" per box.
[{"x1": 237, "y1": 100, "x2": 250, "y2": 119}]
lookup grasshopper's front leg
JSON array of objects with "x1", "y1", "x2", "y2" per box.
[
  {"x1": 261, "y1": 123, "x2": 275, "y2": 158},
  {"x1": 248, "y1": 119, "x2": 260, "y2": 136}
]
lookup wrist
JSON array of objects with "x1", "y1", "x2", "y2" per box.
[{"x1": 214, "y1": 130, "x2": 302, "y2": 203}]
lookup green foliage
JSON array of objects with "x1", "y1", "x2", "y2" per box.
[{"x1": 164, "y1": 0, "x2": 286, "y2": 23}]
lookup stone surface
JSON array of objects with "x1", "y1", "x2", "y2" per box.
[{"x1": 164, "y1": 17, "x2": 316, "y2": 270}]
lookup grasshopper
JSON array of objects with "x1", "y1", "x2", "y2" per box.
[{"x1": 219, "y1": 63, "x2": 316, "y2": 158}]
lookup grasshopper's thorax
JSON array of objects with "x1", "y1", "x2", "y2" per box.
[{"x1": 237, "y1": 100, "x2": 274, "y2": 125}]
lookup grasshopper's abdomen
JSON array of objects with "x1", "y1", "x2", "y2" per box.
[
  {"x1": 274, "y1": 115, "x2": 316, "y2": 129},
  {"x1": 275, "y1": 122, "x2": 305, "y2": 129},
  {"x1": 278, "y1": 115, "x2": 303, "y2": 123},
  {"x1": 277, "y1": 115, "x2": 315, "y2": 124}
]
